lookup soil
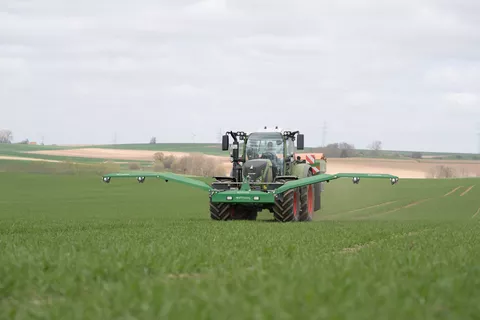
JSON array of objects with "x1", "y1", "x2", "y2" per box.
[
  {"x1": 0, "y1": 156, "x2": 61, "y2": 163},
  {"x1": 27, "y1": 148, "x2": 192, "y2": 161}
]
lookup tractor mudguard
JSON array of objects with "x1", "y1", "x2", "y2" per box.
[{"x1": 290, "y1": 162, "x2": 311, "y2": 179}]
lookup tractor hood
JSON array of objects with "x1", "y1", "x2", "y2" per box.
[{"x1": 243, "y1": 159, "x2": 272, "y2": 182}]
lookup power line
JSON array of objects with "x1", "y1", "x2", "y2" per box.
[
  {"x1": 218, "y1": 128, "x2": 223, "y2": 143},
  {"x1": 321, "y1": 121, "x2": 327, "y2": 147},
  {"x1": 477, "y1": 123, "x2": 480, "y2": 154}
]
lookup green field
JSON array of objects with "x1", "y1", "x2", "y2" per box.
[{"x1": 1, "y1": 171, "x2": 479, "y2": 319}]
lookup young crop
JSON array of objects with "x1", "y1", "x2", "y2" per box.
[{"x1": 0, "y1": 172, "x2": 479, "y2": 319}]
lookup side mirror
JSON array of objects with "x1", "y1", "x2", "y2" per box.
[
  {"x1": 296, "y1": 134, "x2": 304, "y2": 150},
  {"x1": 222, "y1": 135, "x2": 229, "y2": 150}
]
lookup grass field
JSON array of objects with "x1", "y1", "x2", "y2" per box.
[{"x1": 1, "y1": 171, "x2": 479, "y2": 319}]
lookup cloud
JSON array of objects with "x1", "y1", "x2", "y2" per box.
[
  {"x1": 0, "y1": 0, "x2": 479, "y2": 152},
  {"x1": 423, "y1": 64, "x2": 480, "y2": 91},
  {"x1": 444, "y1": 93, "x2": 478, "y2": 110}
]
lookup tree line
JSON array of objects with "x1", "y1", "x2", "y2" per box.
[
  {"x1": 310, "y1": 140, "x2": 383, "y2": 158},
  {"x1": 0, "y1": 129, "x2": 35, "y2": 144},
  {"x1": 0, "y1": 129, "x2": 13, "y2": 144}
]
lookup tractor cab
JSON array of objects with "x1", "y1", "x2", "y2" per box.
[
  {"x1": 221, "y1": 127, "x2": 303, "y2": 183},
  {"x1": 245, "y1": 132, "x2": 284, "y2": 160},
  {"x1": 244, "y1": 131, "x2": 285, "y2": 179}
]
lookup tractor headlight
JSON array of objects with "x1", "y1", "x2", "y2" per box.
[
  {"x1": 226, "y1": 196, "x2": 233, "y2": 200},
  {"x1": 253, "y1": 196, "x2": 259, "y2": 201}
]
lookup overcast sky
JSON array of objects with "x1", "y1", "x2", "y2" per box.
[{"x1": 1, "y1": 0, "x2": 479, "y2": 152}]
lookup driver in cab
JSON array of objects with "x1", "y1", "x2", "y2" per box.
[
  {"x1": 263, "y1": 141, "x2": 279, "y2": 163},
  {"x1": 263, "y1": 141, "x2": 281, "y2": 177},
  {"x1": 266, "y1": 141, "x2": 275, "y2": 153}
]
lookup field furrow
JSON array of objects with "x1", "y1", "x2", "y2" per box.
[{"x1": 460, "y1": 185, "x2": 475, "y2": 196}]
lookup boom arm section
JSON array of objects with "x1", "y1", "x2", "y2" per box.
[
  {"x1": 102, "y1": 172, "x2": 212, "y2": 192},
  {"x1": 274, "y1": 173, "x2": 399, "y2": 194}
]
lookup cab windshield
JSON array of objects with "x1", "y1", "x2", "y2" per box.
[{"x1": 245, "y1": 132, "x2": 284, "y2": 160}]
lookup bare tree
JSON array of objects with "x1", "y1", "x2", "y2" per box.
[
  {"x1": 0, "y1": 129, "x2": 13, "y2": 144},
  {"x1": 368, "y1": 140, "x2": 382, "y2": 151},
  {"x1": 411, "y1": 152, "x2": 422, "y2": 159},
  {"x1": 321, "y1": 142, "x2": 355, "y2": 157}
]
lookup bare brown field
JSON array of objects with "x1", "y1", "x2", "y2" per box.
[
  {"x1": 0, "y1": 156, "x2": 61, "y2": 163},
  {"x1": 24, "y1": 148, "x2": 480, "y2": 179},
  {"x1": 27, "y1": 148, "x2": 191, "y2": 161},
  {"x1": 324, "y1": 158, "x2": 480, "y2": 179}
]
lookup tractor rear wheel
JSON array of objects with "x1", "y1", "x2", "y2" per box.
[
  {"x1": 299, "y1": 170, "x2": 314, "y2": 221},
  {"x1": 209, "y1": 202, "x2": 233, "y2": 220},
  {"x1": 314, "y1": 182, "x2": 321, "y2": 211},
  {"x1": 299, "y1": 183, "x2": 314, "y2": 221},
  {"x1": 273, "y1": 187, "x2": 300, "y2": 222}
]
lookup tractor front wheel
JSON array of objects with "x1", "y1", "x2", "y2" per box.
[
  {"x1": 209, "y1": 202, "x2": 233, "y2": 220},
  {"x1": 273, "y1": 187, "x2": 300, "y2": 222},
  {"x1": 210, "y1": 203, "x2": 257, "y2": 220}
]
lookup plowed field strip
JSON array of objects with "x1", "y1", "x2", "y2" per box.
[
  {"x1": 347, "y1": 201, "x2": 398, "y2": 213},
  {"x1": 460, "y1": 185, "x2": 475, "y2": 196},
  {"x1": 319, "y1": 201, "x2": 398, "y2": 219},
  {"x1": 473, "y1": 208, "x2": 480, "y2": 219},
  {"x1": 339, "y1": 228, "x2": 432, "y2": 254},
  {"x1": 444, "y1": 186, "x2": 463, "y2": 196},
  {"x1": 356, "y1": 198, "x2": 431, "y2": 219}
]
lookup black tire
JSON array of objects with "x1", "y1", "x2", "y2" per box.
[
  {"x1": 273, "y1": 186, "x2": 300, "y2": 222},
  {"x1": 314, "y1": 182, "x2": 321, "y2": 211},
  {"x1": 299, "y1": 188, "x2": 314, "y2": 222},
  {"x1": 298, "y1": 170, "x2": 314, "y2": 221},
  {"x1": 210, "y1": 202, "x2": 233, "y2": 220}
]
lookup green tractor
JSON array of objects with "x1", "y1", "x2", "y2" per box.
[
  {"x1": 101, "y1": 127, "x2": 399, "y2": 222},
  {"x1": 211, "y1": 127, "x2": 324, "y2": 221}
]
